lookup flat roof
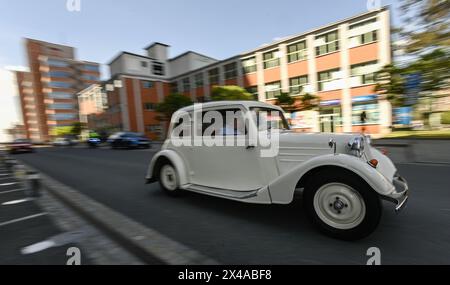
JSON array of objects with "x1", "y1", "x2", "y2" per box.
[
  {"x1": 168, "y1": 51, "x2": 218, "y2": 63},
  {"x1": 107, "y1": 51, "x2": 155, "y2": 65}
]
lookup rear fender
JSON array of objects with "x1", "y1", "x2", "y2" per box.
[{"x1": 145, "y1": 149, "x2": 189, "y2": 185}]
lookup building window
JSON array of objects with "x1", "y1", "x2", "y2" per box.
[
  {"x1": 153, "y1": 62, "x2": 165, "y2": 76},
  {"x1": 263, "y1": 50, "x2": 280, "y2": 69},
  {"x1": 351, "y1": 61, "x2": 378, "y2": 85},
  {"x1": 48, "y1": 92, "x2": 73, "y2": 99},
  {"x1": 182, "y1": 78, "x2": 191, "y2": 93},
  {"x1": 84, "y1": 65, "x2": 99, "y2": 72},
  {"x1": 82, "y1": 74, "x2": 100, "y2": 81},
  {"x1": 349, "y1": 18, "x2": 377, "y2": 30},
  {"x1": 47, "y1": 81, "x2": 73, "y2": 89},
  {"x1": 47, "y1": 103, "x2": 75, "y2": 110},
  {"x1": 287, "y1": 41, "x2": 307, "y2": 63},
  {"x1": 246, "y1": 86, "x2": 258, "y2": 100},
  {"x1": 224, "y1": 62, "x2": 237, "y2": 80},
  {"x1": 208, "y1": 68, "x2": 220, "y2": 85},
  {"x1": 265, "y1": 81, "x2": 281, "y2": 99},
  {"x1": 141, "y1": 61, "x2": 148, "y2": 68},
  {"x1": 289, "y1": 75, "x2": 308, "y2": 95},
  {"x1": 242, "y1": 57, "x2": 257, "y2": 74},
  {"x1": 143, "y1": 103, "x2": 157, "y2": 111},
  {"x1": 170, "y1": 82, "x2": 178, "y2": 94},
  {"x1": 316, "y1": 31, "x2": 339, "y2": 56},
  {"x1": 195, "y1": 73, "x2": 204, "y2": 88},
  {"x1": 47, "y1": 59, "x2": 69, "y2": 68},
  {"x1": 143, "y1": 81, "x2": 153, "y2": 89},
  {"x1": 48, "y1": 113, "x2": 77, "y2": 121},
  {"x1": 318, "y1": 68, "x2": 341, "y2": 91},
  {"x1": 48, "y1": 71, "x2": 72, "y2": 78}
]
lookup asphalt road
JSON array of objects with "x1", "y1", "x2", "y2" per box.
[{"x1": 16, "y1": 146, "x2": 450, "y2": 265}]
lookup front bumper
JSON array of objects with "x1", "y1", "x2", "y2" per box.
[{"x1": 380, "y1": 174, "x2": 409, "y2": 213}]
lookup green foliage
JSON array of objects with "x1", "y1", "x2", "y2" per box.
[
  {"x1": 156, "y1": 93, "x2": 193, "y2": 120},
  {"x1": 275, "y1": 92, "x2": 295, "y2": 106},
  {"x1": 442, "y1": 112, "x2": 450, "y2": 125},
  {"x1": 375, "y1": 49, "x2": 450, "y2": 107},
  {"x1": 71, "y1": 122, "x2": 84, "y2": 136},
  {"x1": 51, "y1": 122, "x2": 86, "y2": 137},
  {"x1": 51, "y1": 126, "x2": 73, "y2": 137},
  {"x1": 375, "y1": 64, "x2": 406, "y2": 107},
  {"x1": 299, "y1": 93, "x2": 320, "y2": 111},
  {"x1": 210, "y1": 85, "x2": 254, "y2": 101},
  {"x1": 398, "y1": 0, "x2": 450, "y2": 54}
]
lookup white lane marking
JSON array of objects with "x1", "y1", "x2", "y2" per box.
[
  {"x1": 0, "y1": 188, "x2": 25, "y2": 195},
  {"x1": 21, "y1": 240, "x2": 57, "y2": 255},
  {"x1": 0, "y1": 213, "x2": 47, "y2": 227},
  {"x1": 2, "y1": 198, "x2": 35, "y2": 206},
  {"x1": 0, "y1": 182, "x2": 18, "y2": 187}
]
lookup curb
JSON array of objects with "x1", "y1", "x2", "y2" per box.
[{"x1": 18, "y1": 161, "x2": 219, "y2": 265}]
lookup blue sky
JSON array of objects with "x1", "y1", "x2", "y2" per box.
[
  {"x1": 0, "y1": 0, "x2": 401, "y2": 75},
  {"x1": 0, "y1": 0, "x2": 402, "y2": 141}
]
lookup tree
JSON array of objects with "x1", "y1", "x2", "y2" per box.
[
  {"x1": 211, "y1": 85, "x2": 254, "y2": 101},
  {"x1": 299, "y1": 93, "x2": 320, "y2": 111},
  {"x1": 374, "y1": 64, "x2": 407, "y2": 107},
  {"x1": 274, "y1": 92, "x2": 295, "y2": 112},
  {"x1": 71, "y1": 122, "x2": 84, "y2": 136},
  {"x1": 156, "y1": 93, "x2": 193, "y2": 121},
  {"x1": 398, "y1": 0, "x2": 450, "y2": 54}
]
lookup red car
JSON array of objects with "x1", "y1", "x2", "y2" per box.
[{"x1": 8, "y1": 139, "x2": 34, "y2": 154}]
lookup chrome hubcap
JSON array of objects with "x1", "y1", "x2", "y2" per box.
[
  {"x1": 161, "y1": 165, "x2": 177, "y2": 191},
  {"x1": 313, "y1": 183, "x2": 366, "y2": 230}
]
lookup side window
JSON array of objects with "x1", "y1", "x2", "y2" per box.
[
  {"x1": 201, "y1": 108, "x2": 247, "y2": 137},
  {"x1": 172, "y1": 113, "x2": 192, "y2": 138}
]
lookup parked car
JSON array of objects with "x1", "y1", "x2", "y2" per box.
[
  {"x1": 108, "y1": 132, "x2": 151, "y2": 149},
  {"x1": 87, "y1": 137, "x2": 102, "y2": 148},
  {"x1": 145, "y1": 101, "x2": 409, "y2": 240},
  {"x1": 7, "y1": 139, "x2": 34, "y2": 154},
  {"x1": 52, "y1": 137, "x2": 77, "y2": 147}
]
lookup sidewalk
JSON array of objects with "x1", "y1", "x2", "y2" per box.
[{"x1": 0, "y1": 164, "x2": 87, "y2": 265}]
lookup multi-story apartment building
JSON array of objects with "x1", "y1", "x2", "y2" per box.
[
  {"x1": 16, "y1": 39, "x2": 100, "y2": 142},
  {"x1": 87, "y1": 7, "x2": 392, "y2": 140},
  {"x1": 78, "y1": 84, "x2": 108, "y2": 126}
]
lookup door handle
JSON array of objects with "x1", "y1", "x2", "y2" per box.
[{"x1": 246, "y1": 145, "x2": 255, "y2": 150}]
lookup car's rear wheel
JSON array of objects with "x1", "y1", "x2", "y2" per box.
[
  {"x1": 159, "y1": 163, "x2": 181, "y2": 196},
  {"x1": 303, "y1": 170, "x2": 381, "y2": 241}
]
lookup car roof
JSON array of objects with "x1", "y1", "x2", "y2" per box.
[{"x1": 178, "y1": 101, "x2": 284, "y2": 113}]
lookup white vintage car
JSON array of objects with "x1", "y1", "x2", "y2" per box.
[{"x1": 146, "y1": 101, "x2": 409, "y2": 240}]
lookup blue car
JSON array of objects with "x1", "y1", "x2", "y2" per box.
[{"x1": 108, "y1": 132, "x2": 151, "y2": 149}]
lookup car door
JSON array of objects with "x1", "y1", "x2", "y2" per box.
[{"x1": 190, "y1": 106, "x2": 266, "y2": 191}]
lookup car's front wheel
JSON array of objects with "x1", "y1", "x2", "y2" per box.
[
  {"x1": 303, "y1": 170, "x2": 382, "y2": 241},
  {"x1": 159, "y1": 163, "x2": 181, "y2": 196}
]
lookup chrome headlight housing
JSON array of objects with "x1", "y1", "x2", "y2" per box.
[{"x1": 348, "y1": 136, "x2": 365, "y2": 157}]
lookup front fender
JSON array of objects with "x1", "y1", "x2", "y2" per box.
[
  {"x1": 145, "y1": 149, "x2": 189, "y2": 186},
  {"x1": 268, "y1": 154, "x2": 395, "y2": 204}
]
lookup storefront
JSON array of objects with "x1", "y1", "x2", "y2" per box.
[
  {"x1": 319, "y1": 99, "x2": 342, "y2": 133},
  {"x1": 317, "y1": 95, "x2": 388, "y2": 134}
]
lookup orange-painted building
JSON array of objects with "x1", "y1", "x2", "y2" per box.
[
  {"x1": 16, "y1": 39, "x2": 100, "y2": 142},
  {"x1": 94, "y1": 7, "x2": 392, "y2": 140}
]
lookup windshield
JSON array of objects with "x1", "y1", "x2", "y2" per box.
[{"x1": 250, "y1": 107, "x2": 290, "y2": 131}]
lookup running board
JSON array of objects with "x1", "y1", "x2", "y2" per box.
[{"x1": 183, "y1": 184, "x2": 260, "y2": 200}]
